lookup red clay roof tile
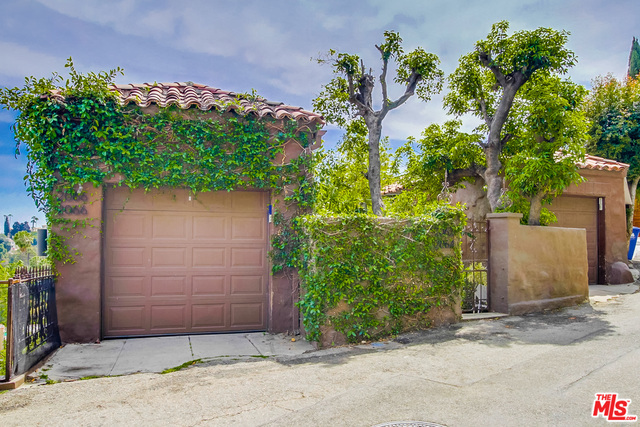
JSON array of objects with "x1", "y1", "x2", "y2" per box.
[
  {"x1": 577, "y1": 154, "x2": 629, "y2": 172},
  {"x1": 108, "y1": 82, "x2": 325, "y2": 125}
]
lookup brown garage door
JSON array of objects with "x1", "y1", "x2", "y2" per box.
[
  {"x1": 549, "y1": 196, "x2": 598, "y2": 284},
  {"x1": 103, "y1": 187, "x2": 268, "y2": 337}
]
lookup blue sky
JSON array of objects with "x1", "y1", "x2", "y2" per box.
[{"x1": 1, "y1": 0, "x2": 639, "y2": 224}]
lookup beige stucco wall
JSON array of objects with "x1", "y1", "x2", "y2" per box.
[
  {"x1": 488, "y1": 213, "x2": 589, "y2": 315},
  {"x1": 54, "y1": 183, "x2": 104, "y2": 343}
]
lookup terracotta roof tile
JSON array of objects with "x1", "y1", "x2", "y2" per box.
[
  {"x1": 108, "y1": 82, "x2": 325, "y2": 125},
  {"x1": 577, "y1": 154, "x2": 629, "y2": 172}
]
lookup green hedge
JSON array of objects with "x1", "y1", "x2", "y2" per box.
[{"x1": 297, "y1": 204, "x2": 466, "y2": 343}]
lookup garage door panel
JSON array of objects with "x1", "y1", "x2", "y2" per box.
[
  {"x1": 110, "y1": 247, "x2": 146, "y2": 268},
  {"x1": 192, "y1": 192, "x2": 230, "y2": 211},
  {"x1": 108, "y1": 306, "x2": 147, "y2": 332},
  {"x1": 106, "y1": 276, "x2": 146, "y2": 298},
  {"x1": 192, "y1": 304, "x2": 226, "y2": 329},
  {"x1": 150, "y1": 276, "x2": 188, "y2": 296},
  {"x1": 110, "y1": 214, "x2": 146, "y2": 239},
  {"x1": 151, "y1": 247, "x2": 187, "y2": 267},
  {"x1": 231, "y1": 275, "x2": 264, "y2": 295},
  {"x1": 152, "y1": 215, "x2": 188, "y2": 239},
  {"x1": 231, "y1": 192, "x2": 265, "y2": 212},
  {"x1": 231, "y1": 217, "x2": 265, "y2": 240},
  {"x1": 104, "y1": 187, "x2": 268, "y2": 337},
  {"x1": 150, "y1": 189, "x2": 190, "y2": 210},
  {"x1": 230, "y1": 303, "x2": 264, "y2": 328},
  {"x1": 192, "y1": 247, "x2": 226, "y2": 268},
  {"x1": 150, "y1": 305, "x2": 187, "y2": 330},
  {"x1": 105, "y1": 187, "x2": 142, "y2": 210},
  {"x1": 193, "y1": 216, "x2": 227, "y2": 240},
  {"x1": 231, "y1": 248, "x2": 265, "y2": 268},
  {"x1": 192, "y1": 275, "x2": 226, "y2": 296}
]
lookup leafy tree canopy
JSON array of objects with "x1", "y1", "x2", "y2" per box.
[
  {"x1": 585, "y1": 74, "x2": 640, "y2": 235},
  {"x1": 13, "y1": 230, "x2": 33, "y2": 253},
  {"x1": 585, "y1": 74, "x2": 640, "y2": 178},
  {"x1": 394, "y1": 120, "x2": 485, "y2": 196},
  {"x1": 10, "y1": 221, "x2": 31, "y2": 237}
]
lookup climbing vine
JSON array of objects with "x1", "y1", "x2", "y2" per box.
[
  {"x1": 293, "y1": 204, "x2": 466, "y2": 343},
  {"x1": 0, "y1": 59, "x2": 317, "y2": 264}
]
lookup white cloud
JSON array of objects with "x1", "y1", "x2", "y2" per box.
[{"x1": 0, "y1": 42, "x2": 62, "y2": 79}]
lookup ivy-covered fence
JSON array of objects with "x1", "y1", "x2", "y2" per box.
[{"x1": 295, "y1": 205, "x2": 466, "y2": 346}]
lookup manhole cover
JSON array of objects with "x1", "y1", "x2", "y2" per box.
[{"x1": 373, "y1": 422, "x2": 446, "y2": 427}]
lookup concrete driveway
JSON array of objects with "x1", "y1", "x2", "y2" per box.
[
  {"x1": 40, "y1": 332, "x2": 315, "y2": 380},
  {"x1": 1, "y1": 286, "x2": 638, "y2": 426}
]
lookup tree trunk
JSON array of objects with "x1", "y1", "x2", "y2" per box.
[
  {"x1": 528, "y1": 192, "x2": 545, "y2": 226},
  {"x1": 367, "y1": 122, "x2": 384, "y2": 216},
  {"x1": 483, "y1": 144, "x2": 503, "y2": 212},
  {"x1": 626, "y1": 175, "x2": 640, "y2": 238},
  {"x1": 482, "y1": 83, "x2": 522, "y2": 212}
]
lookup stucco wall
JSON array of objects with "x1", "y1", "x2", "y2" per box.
[
  {"x1": 559, "y1": 168, "x2": 629, "y2": 281},
  {"x1": 54, "y1": 183, "x2": 103, "y2": 343},
  {"x1": 488, "y1": 213, "x2": 589, "y2": 315}
]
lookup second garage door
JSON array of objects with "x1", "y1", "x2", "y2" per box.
[
  {"x1": 549, "y1": 196, "x2": 599, "y2": 284},
  {"x1": 103, "y1": 188, "x2": 268, "y2": 338}
]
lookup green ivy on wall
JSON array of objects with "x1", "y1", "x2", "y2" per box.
[
  {"x1": 292, "y1": 204, "x2": 466, "y2": 343},
  {"x1": 0, "y1": 60, "x2": 316, "y2": 265}
]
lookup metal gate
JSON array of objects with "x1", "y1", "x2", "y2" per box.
[
  {"x1": 461, "y1": 220, "x2": 489, "y2": 313},
  {"x1": 2, "y1": 266, "x2": 60, "y2": 382}
]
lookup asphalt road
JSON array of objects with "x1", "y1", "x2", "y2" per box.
[{"x1": 1, "y1": 291, "x2": 639, "y2": 426}]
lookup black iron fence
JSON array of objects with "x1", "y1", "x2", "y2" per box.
[
  {"x1": 461, "y1": 220, "x2": 489, "y2": 313},
  {"x1": 1, "y1": 266, "x2": 60, "y2": 382}
]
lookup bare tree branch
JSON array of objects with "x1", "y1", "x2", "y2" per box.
[
  {"x1": 477, "y1": 96, "x2": 492, "y2": 128},
  {"x1": 384, "y1": 72, "x2": 421, "y2": 115},
  {"x1": 345, "y1": 73, "x2": 370, "y2": 116},
  {"x1": 376, "y1": 45, "x2": 390, "y2": 112}
]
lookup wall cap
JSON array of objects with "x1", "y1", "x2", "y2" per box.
[{"x1": 486, "y1": 213, "x2": 523, "y2": 220}]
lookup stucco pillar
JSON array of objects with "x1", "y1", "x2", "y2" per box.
[
  {"x1": 55, "y1": 183, "x2": 103, "y2": 343},
  {"x1": 487, "y1": 213, "x2": 523, "y2": 313}
]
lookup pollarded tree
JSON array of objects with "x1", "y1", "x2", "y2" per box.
[
  {"x1": 314, "y1": 31, "x2": 444, "y2": 215},
  {"x1": 585, "y1": 74, "x2": 640, "y2": 234},
  {"x1": 444, "y1": 21, "x2": 577, "y2": 212}
]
